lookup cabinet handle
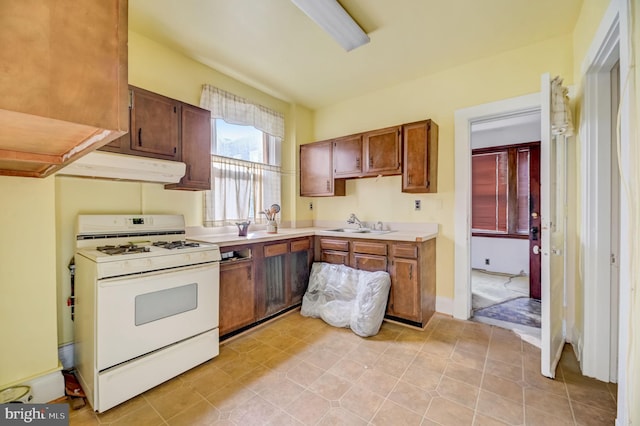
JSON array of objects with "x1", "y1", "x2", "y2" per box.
[
  {"x1": 409, "y1": 264, "x2": 413, "y2": 280},
  {"x1": 326, "y1": 180, "x2": 330, "y2": 191},
  {"x1": 174, "y1": 147, "x2": 177, "y2": 154},
  {"x1": 248, "y1": 268, "x2": 252, "y2": 281},
  {"x1": 369, "y1": 157, "x2": 373, "y2": 167},
  {"x1": 138, "y1": 128, "x2": 142, "y2": 146},
  {"x1": 407, "y1": 176, "x2": 412, "y2": 185}
]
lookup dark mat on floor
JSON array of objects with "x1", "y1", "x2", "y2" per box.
[{"x1": 473, "y1": 297, "x2": 541, "y2": 328}]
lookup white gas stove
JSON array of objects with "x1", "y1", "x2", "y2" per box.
[{"x1": 74, "y1": 214, "x2": 221, "y2": 412}]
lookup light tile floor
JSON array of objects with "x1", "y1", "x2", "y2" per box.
[{"x1": 68, "y1": 312, "x2": 618, "y2": 425}]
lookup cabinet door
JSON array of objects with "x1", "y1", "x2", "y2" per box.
[
  {"x1": 263, "y1": 253, "x2": 287, "y2": 316},
  {"x1": 388, "y1": 258, "x2": 420, "y2": 321},
  {"x1": 353, "y1": 253, "x2": 387, "y2": 272},
  {"x1": 402, "y1": 120, "x2": 438, "y2": 193},
  {"x1": 290, "y1": 248, "x2": 312, "y2": 304},
  {"x1": 219, "y1": 260, "x2": 255, "y2": 336},
  {"x1": 363, "y1": 126, "x2": 401, "y2": 176},
  {"x1": 333, "y1": 134, "x2": 362, "y2": 178},
  {"x1": 130, "y1": 87, "x2": 181, "y2": 160},
  {"x1": 166, "y1": 104, "x2": 211, "y2": 190},
  {"x1": 300, "y1": 142, "x2": 345, "y2": 196}
]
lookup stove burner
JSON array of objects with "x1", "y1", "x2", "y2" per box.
[
  {"x1": 152, "y1": 240, "x2": 200, "y2": 250},
  {"x1": 96, "y1": 244, "x2": 151, "y2": 256}
]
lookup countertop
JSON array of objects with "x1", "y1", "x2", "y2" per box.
[{"x1": 187, "y1": 225, "x2": 438, "y2": 248}]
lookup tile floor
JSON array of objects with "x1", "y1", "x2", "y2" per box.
[{"x1": 67, "y1": 312, "x2": 618, "y2": 425}]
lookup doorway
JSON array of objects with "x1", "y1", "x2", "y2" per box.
[{"x1": 468, "y1": 113, "x2": 542, "y2": 338}]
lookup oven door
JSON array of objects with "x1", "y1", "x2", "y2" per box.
[{"x1": 96, "y1": 263, "x2": 219, "y2": 371}]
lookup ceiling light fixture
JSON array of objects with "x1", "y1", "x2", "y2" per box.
[{"x1": 291, "y1": 0, "x2": 370, "y2": 52}]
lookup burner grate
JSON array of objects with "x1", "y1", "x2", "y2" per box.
[
  {"x1": 96, "y1": 244, "x2": 151, "y2": 256},
  {"x1": 152, "y1": 241, "x2": 200, "y2": 250}
]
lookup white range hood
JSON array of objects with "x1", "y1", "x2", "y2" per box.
[{"x1": 58, "y1": 151, "x2": 186, "y2": 184}]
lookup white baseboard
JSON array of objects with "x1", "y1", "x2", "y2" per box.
[
  {"x1": 571, "y1": 326, "x2": 583, "y2": 365},
  {"x1": 58, "y1": 343, "x2": 75, "y2": 370},
  {"x1": 22, "y1": 369, "x2": 65, "y2": 403},
  {"x1": 436, "y1": 296, "x2": 454, "y2": 316}
]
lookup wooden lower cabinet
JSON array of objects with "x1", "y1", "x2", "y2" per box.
[
  {"x1": 219, "y1": 259, "x2": 255, "y2": 336},
  {"x1": 219, "y1": 236, "x2": 313, "y2": 339},
  {"x1": 315, "y1": 236, "x2": 436, "y2": 327}
]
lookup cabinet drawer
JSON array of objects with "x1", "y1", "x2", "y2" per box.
[
  {"x1": 321, "y1": 250, "x2": 349, "y2": 265},
  {"x1": 290, "y1": 238, "x2": 311, "y2": 252},
  {"x1": 264, "y1": 242, "x2": 288, "y2": 257},
  {"x1": 319, "y1": 238, "x2": 349, "y2": 252},
  {"x1": 353, "y1": 253, "x2": 387, "y2": 272},
  {"x1": 352, "y1": 241, "x2": 387, "y2": 256},
  {"x1": 392, "y1": 243, "x2": 418, "y2": 259}
]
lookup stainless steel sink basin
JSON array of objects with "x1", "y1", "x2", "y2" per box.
[{"x1": 326, "y1": 228, "x2": 394, "y2": 235}]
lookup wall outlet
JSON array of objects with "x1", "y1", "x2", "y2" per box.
[
  {"x1": 414, "y1": 200, "x2": 421, "y2": 211},
  {"x1": 485, "y1": 258, "x2": 490, "y2": 265},
  {"x1": 309, "y1": 201, "x2": 313, "y2": 211}
]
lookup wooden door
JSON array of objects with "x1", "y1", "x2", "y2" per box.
[
  {"x1": 363, "y1": 126, "x2": 401, "y2": 175},
  {"x1": 219, "y1": 260, "x2": 255, "y2": 336},
  {"x1": 290, "y1": 238, "x2": 313, "y2": 305},
  {"x1": 389, "y1": 258, "x2": 420, "y2": 321},
  {"x1": 402, "y1": 120, "x2": 438, "y2": 193},
  {"x1": 333, "y1": 134, "x2": 362, "y2": 177},
  {"x1": 528, "y1": 145, "x2": 541, "y2": 299},
  {"x1": 300, "y1": 141, "x2": 345, "y2": 196},
  {"x1": 167, "y1": 104, "x2": 211, "y2": 190},
  {"x1": 130, "y1": 87, "x2": 180, "y2": 160}
]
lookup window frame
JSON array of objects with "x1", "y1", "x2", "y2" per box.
[{"x1": 471, "y1": 141, "x2": 539, "y2": 239}]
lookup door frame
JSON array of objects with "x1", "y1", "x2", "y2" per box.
[
  {"x1": 580, "y1": 2, "x2": 630, "y2": 423},
  {"x1": 453, "y1": 94, "x2": 541, "y2": 320}
]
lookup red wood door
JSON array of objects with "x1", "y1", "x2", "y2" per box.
[{"x1": 528, "y1": 145, "x2": 541, "y2": 299}]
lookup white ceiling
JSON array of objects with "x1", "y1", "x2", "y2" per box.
[{"x1": 129, "y1": 0, "x2": 583, "y2": 109}]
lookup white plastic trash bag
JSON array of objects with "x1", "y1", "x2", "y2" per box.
[{"x1": 301, "y1": 262, "x2": 391, "y2": 337}]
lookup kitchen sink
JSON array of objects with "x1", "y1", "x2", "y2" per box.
[{"x1": 325, "y1": 228, "x2": 394, "y2": 235}]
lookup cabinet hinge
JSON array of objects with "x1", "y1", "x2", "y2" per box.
[
  {"x1": 173, "y1": 147, "x2": 177, "y2": 154},
  {"x1": 174, "y1": 106, "x2": 177, "y2": 113}
]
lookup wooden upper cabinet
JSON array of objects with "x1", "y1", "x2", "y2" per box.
[
  {"x1": 0, "y1": 0, "x2": 128, "y2": 178},
  {"x1": 165, "y1": 104, "x2": 211, "y2": 190},
  {"x1": 129, "y1": 87, "x2": 181, "y2": 161},
  {"x1": 402, "y1": 120, "x2": 438, "y2": 193},
  {"x1": 363, "y1": 126, "x2": 401, "y2": 176},
  {"x1": 333, "y1": 134, "x2": 362, "y2": 178},
  {"x1": 300, "y1": 141, "x2": 345, "y2": 197}
]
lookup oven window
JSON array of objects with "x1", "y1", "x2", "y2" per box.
[{"x1": 135, "y1": 283, "x2": 198, "y2": 326}]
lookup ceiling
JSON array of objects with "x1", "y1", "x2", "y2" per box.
[{"x1": 129, "y1": 0, "x2": 583, "y2": 110}]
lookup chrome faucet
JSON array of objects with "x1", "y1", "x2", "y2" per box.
[
  {"x1": 347, "y1": 213, "x2": 364, "y2": 228},
  {"x1": 375, "y1": 221, "x2": 384, "y2": 231}
]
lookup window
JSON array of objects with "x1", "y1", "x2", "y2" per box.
[
  {"x1": 200, "y1": 85, "x2": 284, "y2": 227},
  {"x1": 471, "y1": 143, "x2": 539, "y2": 237}
]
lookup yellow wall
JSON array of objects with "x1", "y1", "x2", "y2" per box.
[
  {"x1": 307, "y1": 34, "x2": 574, "y2": 301},
  {"x1": 568, "y1": 0, "x2": 614, "y2": 347},
  {"x1": 0, "y1": 177, "x2": 59, "y2": 387},
  {"x1": 54, "y1": 31, "x2": 313, "y2": 345}
]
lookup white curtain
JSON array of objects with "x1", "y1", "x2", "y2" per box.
[
  {"x1": 200, "y1": 85, "x2": 284, "y2": 227},
  {"x1": 200, "y1": 85, "x2": 285, "y2": 139}
]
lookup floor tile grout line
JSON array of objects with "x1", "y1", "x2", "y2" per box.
[{"x1": 557, "y1": 363, "x2": 580, "y2": 425}]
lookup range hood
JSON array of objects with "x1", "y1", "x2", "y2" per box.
[{"x1": 58, "y1": 151, "x2": 186, "y2": 184}]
